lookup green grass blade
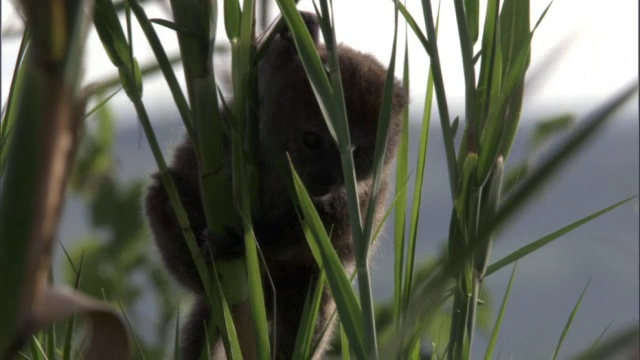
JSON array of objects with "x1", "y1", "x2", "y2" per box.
[
  {"x1": 397, "y1": 2, "x2": 429, "y2": 53},
  {"x1": 290, "y1": 165, "x2": 366, "y2": 359},
  {"x1": 377, "y1": 172, "x2": 413, "y2": 246},
  {"x1": 232, "y1": 2, "x2": 272, "y2": 355},
  {"x1": 552, "y1": 281, "x2": 590, "y2": 360},
  {"x1": 464, "y1": 0, "x2": 480, "y2": 43},
  {"x1": 392, "y1": 41, "x2": 410, "y2": 327},
  {"x1": 341, "y1": 325, "x2": 351, "y2": 360},
  {"x1": 0, "y1": 28, "x2": 29, "y2": 177},
  {"x1": 402, "y1": 42, "x2": 436, "y2": 312},
  {"x1": 532, "y1": 1, "x2": 554, "y2": 34},
  {"x1": 475, "y1": 157, "x2": 503, "y2": 277},
  {"x1": 45, "y1": 326, "x2": 55, "y2": 360},
  {"x1": 475, "y1": 0, "x2": 500, "y2": 125},
  {"x1": 500, "y1": 0, "x2": 531, "y2": 77},
  {"x1": 475, "y1": 34, "x2": 504, "y2": 184},
  {"x1": 224, "y1": 0, "x2": 242, "y2": 40},
  {"x1": 479, "y1": 83, "x2": 638, "y2": 249},
  {"x1": 83, "y1": 88, "x2": 122, "y2": 120},
  {"x1": 214, "y1": 270, "x2": 243, "y2": 360},
  {"x1": 486, "y1": 196, "x2": 637, "y2": 276},
  {"x1": 0, "y1": 43, "x2": 58, "y2": 358},
  {"x1": 87, "y1": 53, "x2": 184, "y2": 95},
  {"x1": 421, "y1": 0, "x2": 458, "y2": 200},
  {"x1": 570, "y1": 327, "x2": 639, "y2": 360},
  {"x1": 587, "y1": 321, "x2": 613, "y2": 352},
  {"x1": 390, "y1": 83, "x2": 637, "y2": 354},
  {"x1": 490, "y1": 0, "x2": 533, "y2": 164},
  {"x1": 531, "y1": 114, "x2": 575, "y2": 149},
  {"x1": 30, "y1": 336, "x2": 45, "y2": 360},
  {"x1": 360, "y1": 0, "x2": 405, "y2": 354},
  {"x1": 93, "y1": 0, "x2": 130, "y2": 67},
  {"x1": 118, "y1": 303, "x2": 145, "y2": 359},
  {"x1": 453, "y1": 0, "x2": 478, "y2": 152},
  {"x1": 293, "y1": 273, "x2": 326, "y2": 359},
  {"x1": 173, "y1": 308, "x2": 180, "y2": 360},
  {"x1": 60, "y1": 246, "x2": 83, "y2": 360},
  {"x1": 484, "y1": 263, "x2": 516, "y2": 360},
  {"x1": 274, "y1": 1, "x2": 334, "y2": 134},
  {"x1": 129, "y1": 0, "x2": 195, "y2": 141},
  {"x1": 94, "y1": 0, "x2": 218, "y2": 314},
  {"x1": 364, "y1": 2, "x2": 401, "y2": 242}
]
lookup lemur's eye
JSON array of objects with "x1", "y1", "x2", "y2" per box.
[{"x1": 303, "y1": 131, "x2": 321, "y2": 150}]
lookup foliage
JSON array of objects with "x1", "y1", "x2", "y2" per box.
[
  {"x1": 0, "y1": 0, "x2": 637, "y2": 359},
  {"x1": 64, "y1": 93, "x2": 177, "y2": 357}
]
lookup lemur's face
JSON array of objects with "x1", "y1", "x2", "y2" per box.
[
  {"x1": 278, "y1": 95, "x2": 377, "y2": 198},
  {"x1": 257, "y1": 14, "x2": 407, "y2": 198}
]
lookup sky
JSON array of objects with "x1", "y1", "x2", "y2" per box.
[{"x1": 1, "y1": 0, "x2": 638, "y2": 123}]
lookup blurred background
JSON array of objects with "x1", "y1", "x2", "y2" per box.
[{"x1": 1, "y1": 0, "x2": 638, "y2": 358}]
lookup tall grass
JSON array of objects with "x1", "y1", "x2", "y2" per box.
[
  {"x1": 0, "y1": 0, "x2": 637, "y2": 359},
  {"x1": 0, "y1": 0, "x2": 129, "y2": 358}
]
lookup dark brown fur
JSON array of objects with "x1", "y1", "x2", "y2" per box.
[{"x1": 144, "y1": 14, "x2": 407, "y2": 359}]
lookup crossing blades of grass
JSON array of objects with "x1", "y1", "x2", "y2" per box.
[{"x1": 552, "y1": 281, "x2": 590, "y2": 360}]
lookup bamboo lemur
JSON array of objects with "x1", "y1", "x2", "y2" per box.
[{"x1": 144, "y1": 12, "x2": 407, "y2": 359}]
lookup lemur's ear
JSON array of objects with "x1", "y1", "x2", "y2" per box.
[{"x1": 279, "y1": 11, "x2": 320, "y2": 45}]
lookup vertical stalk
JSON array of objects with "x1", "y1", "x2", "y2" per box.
[
  {"x1": 166, "y1": 0, "x2": 253, "y2": 357},
  {"x1": 317, "y1": 0, "x2": 376, "y2": 354},
  {"x1": 421, "y1": 0, "x2": 458, "y2": 201},
  {"x1": 452, "y1": 0, "x2": 478, "y2": 153}
]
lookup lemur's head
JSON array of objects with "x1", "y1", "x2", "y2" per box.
[{"x1": 258, "y1": 12, "x2": 407, "y2": 198}]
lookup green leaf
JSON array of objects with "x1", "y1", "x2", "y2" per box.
[
  {"x1": 421, "y1": 0, "x2": 458, "y2": 201},
  {"x1": 0, "y1": 28, "x2": 29, "y2": 177},
  {"x1": 93, "y1": 0, "x2": 130, "y2": 66},
  {"x1": 214, "y1": 273, "x2": 243, "y2": 360},
  {"x1": 492, "y1": 0, "x2": 532, "y2": 162},
  {"x1": 502, "y1": 162, "x2": 528, "y2": 194},
  {"x1": 532, "y1": 1, "x2": 554, "y2": 34},
  {"x1": 275, "y1": 1, "x2": 334, "y2": 135},
  {"x1": 475, "y1": 156, "x2": 503, "y2": 277},
  {"x1": 149, "y1": 18, "x2": 200, "y2": 35},
  {"x1": 588, "y1": 321, "x2": 613, "y2": 352},
  {"x1": 531, "y1": 114, "x2": 575, "y2": 149},
  {"x1": 500, "y1": 0, "x2": 531, "y2": 76},
  {"x1": 132, "y1": 57, "x2": 143, "y2": 96},
  {"x1": 570, "y1": 327, "x2": 639, "y2": 360},
  {"x1": 464, "y1": 0, "x2": 479, "y2": 43},
  {"x1": 451, "y1": 116, "x2": 459, "y2": 137},
  {"x1": 173, "y1": 308, "x2": 180, "y2": 360},
  {"x1": 293, "y1": 273, "x2": 326, "y2": 359},
  {"x1": 552, "y1": 281, "x2": 590, "y2": 360},
  {"x1": 118, "y1": 303, "x2": 145, "y2": 357},
  {"x1": 452, "y1": 0, "x2": 479, "y2": 154},
  {"x1": 486, "y1": 196, "x2": 637, "y2": 277},
  {"x1": 290, "y1": 164, "x2": 366, "y2": 359},
  {"x1": 479, "y1": 84, "x2": 638, "y2": 250},
  {"x1": 393, "y1": 42, "x2": 411, "y2": 326},
  {"x1": 474, "y1": 0, "x2": 502, "y2": 180},
  {"x1": 118, "y1": 57, "x2": 143, "y2": 99},
  {"x1": 402, "y1": 38, "x2": 436, "y2": 312},
  {"x1": 397, "y1": 2, "x2": 430, "y2": 53},
  {"x1": 341, "y1": 325, "x2": 351, "y2": 360},
  {"x1": 484, "y1": 263, "x2": 516, "y2": 360},
  {"x1": 224, "y1": 0, "x2": 242, "y2": 41},
  {"x1": 453, "y1": 153, "x2": 478, "y2": 227},
  {"x1": 30, "y1": 336, "x2": 45, "y2": 360},
  {"x1": 61, "y1": 246, "x2": 83, "y2": 360},
  {"x1": 129, "y1": 1, "x2": 195, "y2": 141}
]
